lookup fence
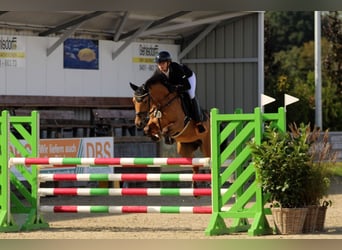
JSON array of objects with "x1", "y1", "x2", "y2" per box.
[{"x1": 0, "y1": 107, "x2": 286, "y2": 236}]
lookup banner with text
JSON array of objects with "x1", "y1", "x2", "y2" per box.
[
  {"x1": 131, "y1": 43, "x2": 179, "y2": 81},
  {"x1": 0, "y1": 35, "x2": 25, "y2": 68},
  {"x1": 10, "y1": 137, "x2": 114, "y2": 177}
]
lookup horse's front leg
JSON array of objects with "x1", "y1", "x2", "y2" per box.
[
  {"x1": 161, "y1": 122, "x2": 175, "y2": 137},
  {"x1": 144, "y1": 124, "x2": 162, "y2": 142}
]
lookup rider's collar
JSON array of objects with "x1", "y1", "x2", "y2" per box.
[{"x1": 162, "y1": 68, "x2": 170, "y2": 78}]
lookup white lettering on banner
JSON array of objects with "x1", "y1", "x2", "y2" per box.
[
  {"x1": 40, "y1": 144, "x2": 48, "y2": 154},
  {"x1": 10, "y1": 137, "x2": 114, "y2": 178},
  {"x1": 65, "y1": 144, "x2": 77, "y2": 153},
  {"x1": 82, "y1": 138, "x2": 113, "y2": 174},
  {"x1": 49, "y1": 144, "x2": 65, "y2": 154},
  {"x1": 85, "y1": 141, "x2": 112, "y2": 158}
]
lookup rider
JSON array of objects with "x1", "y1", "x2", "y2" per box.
[{"x1": 153, "y1": 51, "x2": 206, "y2": 138}]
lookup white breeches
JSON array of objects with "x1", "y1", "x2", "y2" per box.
[{"x1": 187, "y1": 73, "x2": 196, "y2": 99}]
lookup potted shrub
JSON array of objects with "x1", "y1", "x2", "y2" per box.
[
  {"x1": 249, "y1": 123, "x2": 312, "y2": 234},
  {"x1": 300, "y1": 125, "x2": 336, "y2": 233},
  {"x1": 315, "y1": 200, "x2": 332, "y2": 232}
]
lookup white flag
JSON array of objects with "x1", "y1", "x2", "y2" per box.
[
  {"x1": 284, "y1": 94, "x2": 299, "y2": 107},
  {"x1": 261, "y1": 94, "x2": 276, "y2": 107}
]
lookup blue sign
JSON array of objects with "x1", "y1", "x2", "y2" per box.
[{"x1": 64, "y1": 38, "x2": 99, "y2": 70}]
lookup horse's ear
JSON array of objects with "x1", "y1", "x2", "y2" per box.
[{"x1": 130, "y1": 82, "x2": 138, "y2": 91}]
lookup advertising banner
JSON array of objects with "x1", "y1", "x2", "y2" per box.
[
  {"x1": 0, "y1": 35, "x2": 25, "y2": 68},
  {"x1": 10, "y1": 137, "x2": 114, "y2": 178},
  {"x1": 131, "y1": 43, "x2": 179, "y2": 81}
]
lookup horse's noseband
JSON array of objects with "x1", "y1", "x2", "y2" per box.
[{"x1": 134, "y1": 92, "x2": 148, "y2": 103}]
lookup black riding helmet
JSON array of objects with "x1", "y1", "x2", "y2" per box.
[{"x1": 155, "y1": 51, "x2": 172, "y2": 63}]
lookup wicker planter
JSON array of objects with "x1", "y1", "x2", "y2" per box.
[
  {"x1": 271, "y1": 207, "x2": 308, "y2": 234},
  {"x1": 303, "y1": 205, "x2": 319, "y2": 233},
  {"x1": 315, "y1": 205, "x2": 328, "y2": 232}
]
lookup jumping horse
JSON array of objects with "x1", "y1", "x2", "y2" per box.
[{"x1": 129, "y1": 75, "x2": 210, "y2": 189}]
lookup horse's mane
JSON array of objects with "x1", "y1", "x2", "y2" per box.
[{"x1": 145, "y1": 73, "x2": 173, "y2": 92}]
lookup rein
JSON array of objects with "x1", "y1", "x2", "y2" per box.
[
  {"x1": 150, "y1": 92, "x2": 179, "y2": 117},
  {"x1": 148, "y1": 91, "x2": 179, "y2": 131},
  {"x1": 170, "y1": 119, "x2": 191, "y2": 138}
]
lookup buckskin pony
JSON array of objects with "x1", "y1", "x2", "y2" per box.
[{"x1": 129, "y1": 75, "x2": 210, "y2": 189}]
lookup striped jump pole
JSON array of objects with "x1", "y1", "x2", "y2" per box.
[
  {"x1": 38, "y1": 187, "x2": 229, "y2": 197},
  {"x1": 8, "y1": 156, "x2": 218, "y2": 228},
  {"x1": 38, "y1": 173, "x2": 212, "y2": 182},
  {"x1": 40, "y1": 205, "x2": 231, "y2": 214},
  {"x1": 10, "y1": 157, "x2": 211, "y2": 167}
]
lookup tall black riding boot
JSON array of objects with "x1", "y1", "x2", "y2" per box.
[
  {"x1": 179, "y1": 93, "x2": 191, "y2": 123},
  {"x1": 191, "y1": 97, "x2": 206, "y2": 133}
]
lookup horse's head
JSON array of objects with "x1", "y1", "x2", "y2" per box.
[
  {"x1": 130, "y1": 82, "x2": 150, "y2": 129},
  {"x1": 130, "y1": 75, "x2": 183, "y2": 140},
  {"x1": 130, "y1": 74, "x2": 172, "y2": 129}
]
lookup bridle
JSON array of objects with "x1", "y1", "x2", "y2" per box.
[
  {"x1": 133, "y1": 91, "x2": 151, "y2": 127},
  {"x1": 133, "y1": 87, "x2": 184, "y2": 135}
]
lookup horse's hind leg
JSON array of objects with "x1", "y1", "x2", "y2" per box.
[{"x1": 199, "y1": 132, "x2": 211, "y2": 188}]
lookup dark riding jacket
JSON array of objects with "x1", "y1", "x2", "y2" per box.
[{"x1": 153, "y1": 62, "x2": 192, "y2": 92}]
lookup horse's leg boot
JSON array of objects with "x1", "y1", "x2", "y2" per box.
[{"x1": 191, "y1": 97, "x2": 206, "y2": 133}]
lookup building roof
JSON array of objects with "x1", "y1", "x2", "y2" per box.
[{"x1": 0, "y1": 11, "x2": 251, "y2": 41}]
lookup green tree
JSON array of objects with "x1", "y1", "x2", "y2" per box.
[
  {"x1": 272, "y1": 42, "x2": 316, "y2": 125},
  {"x1": 264, "y1": 11, "x2": 342, "y2": 130},
  {"x1": 322, "y1": 11, "x2": 342, "y2": 130},
  {"x1": 269, "y1": 39, "x2": 341, "y2": 130},
  {"x1": 265, "y1": 11, "x2": 314, "y2": 52},
  {"x1": 264, "y1": 11, "x2": 314, "y2": 115}
]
